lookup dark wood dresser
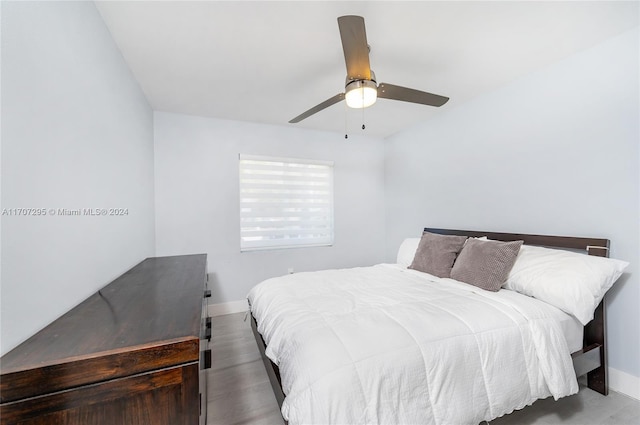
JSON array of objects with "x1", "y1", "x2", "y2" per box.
[{"x1": 0, "y1": 254, "x2": 211, "y2": 425}]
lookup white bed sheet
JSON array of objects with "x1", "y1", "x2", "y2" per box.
[
  {"x1": 248, "y1": 263, "x2": 580, "y2": 425},
  {"x1": 554, "y1": 305, "x2": 584, "y2": 354}
]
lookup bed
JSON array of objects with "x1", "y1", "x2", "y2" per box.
[{"x1": 248, "y1": 228, "x2": 628, "y2": 425}]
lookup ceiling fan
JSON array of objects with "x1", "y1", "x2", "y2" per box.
[{"x1": 289, "y1": 15, "x2": 449, "y2": 124}]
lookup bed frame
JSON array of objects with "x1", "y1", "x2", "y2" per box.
[{"x1": 250, "y1": 228, "x2": 611, "y2": 415}]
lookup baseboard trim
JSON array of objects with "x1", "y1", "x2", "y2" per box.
[
  {"x1": 609, "y1": 366, "x2": 640, "y2": 401},
  {"x1": 208, "y1": 300, "x2": 248, "y2": 317}
]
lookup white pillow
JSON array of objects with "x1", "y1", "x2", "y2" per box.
[
  {"x1": 397, "y1": 238, "x2": 421, "y2": 268},
  {"x1": 504, "y1": 245, "x2": 628, "y2": 325}
]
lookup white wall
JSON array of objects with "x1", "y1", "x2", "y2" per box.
[
  {"x1": 385, "y1": 28, "x2": 639, "y2": 380},
  {"x1": 154, "y1": 112, "x2": 386, "y2": 304},
  {"x1": 0, "y1": 1, "x2": 155, "y2": 355}
]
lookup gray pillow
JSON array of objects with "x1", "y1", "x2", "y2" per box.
[
  {"x1": 409, "y1": 232, "x2": 468, "y2": 278},
  {"x1": 450, "y1": 238, "x2": 523, "y2": 291}
]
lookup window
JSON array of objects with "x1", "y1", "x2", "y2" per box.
[{"x1": 239, "y1": 154, "x2": 334, "y2": 251}]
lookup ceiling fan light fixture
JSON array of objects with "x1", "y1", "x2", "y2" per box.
[{"x1": 345, "y1": 79, "x2": 377, "y2": 109}]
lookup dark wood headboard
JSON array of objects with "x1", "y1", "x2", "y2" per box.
[
  {"x1": 425, "y1": 227, "x2": 610, "y2": 395},
  {"x1": 425, "y1": 227, "x2": 610, "y2": 257}
]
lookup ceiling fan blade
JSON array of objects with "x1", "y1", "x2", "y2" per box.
[
  {"x1": 338, "y1": 16, "x2": 371, "y2": 80},
  {"x1": 289, "y1": 93, "x2": 345, "y2": 123},
  {"x1": 378, "y1": 83, "x2": 449, "y2": 107}
]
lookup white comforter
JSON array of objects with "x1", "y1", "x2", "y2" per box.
[{"x1": 248, "y1": 264, "x2": 579, "y2": 425}]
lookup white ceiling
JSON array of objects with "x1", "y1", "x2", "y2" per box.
[{"x1": 95, "y1": 1, "x2": 639, "y2": 138}]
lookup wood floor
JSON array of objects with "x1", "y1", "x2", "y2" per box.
[{"x1": 207, "y1": 312, "x2": 640, "y2": 425}]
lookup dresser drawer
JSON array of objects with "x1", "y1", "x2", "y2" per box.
[{"x1": 1, "y1": 363, "x2": 199, "y2": 425}]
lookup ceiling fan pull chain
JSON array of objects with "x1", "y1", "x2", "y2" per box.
[
  {"x1": 361, "y1": 94, "x2": 365, "y2": 129},
  {"x1": 344, "y1": 99, "x2": 349, "y2": 139}
]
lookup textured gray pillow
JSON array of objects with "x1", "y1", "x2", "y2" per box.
[
  {"x1": 450, "y1": 238, "x2": 523, "y2": 291},
  {"x1": 409, "y1": 232, "x2": 468, "y2": 278}
]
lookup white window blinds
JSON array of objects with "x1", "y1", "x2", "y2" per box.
[{"x1": 239, "y1": 154, "x2": 334, "y2": 251}]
